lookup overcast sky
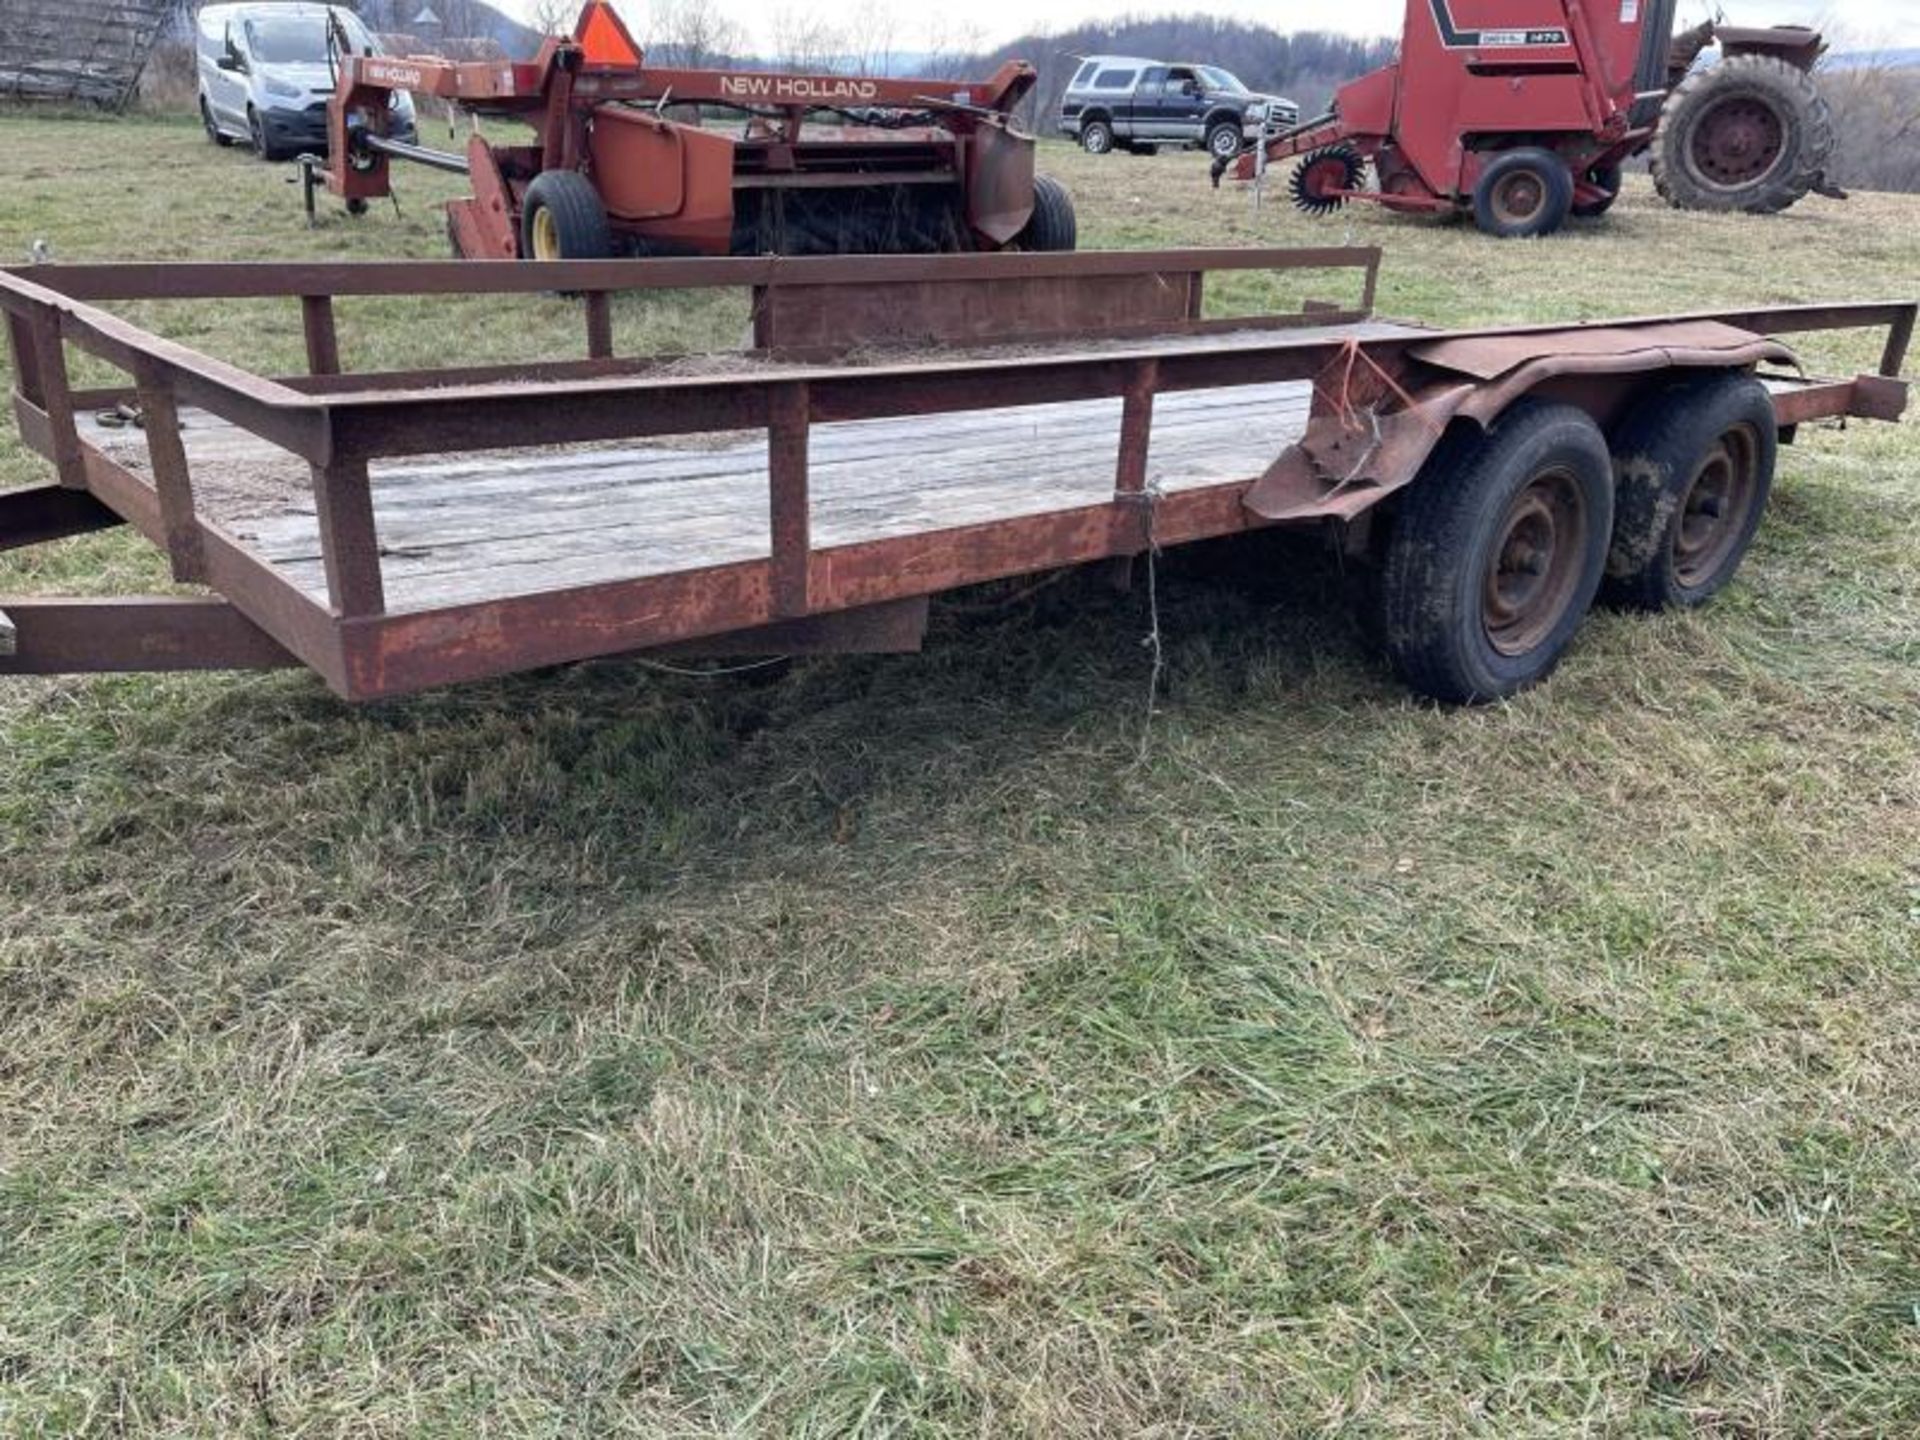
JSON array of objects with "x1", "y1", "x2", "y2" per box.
[{"x1": 514, "y1": 0, "x2": 1920, "y2": 55}]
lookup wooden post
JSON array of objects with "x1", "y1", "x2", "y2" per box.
[
  {"x1": 1881, "y1": 306, "x2": 1915, "y2": 379},
  {"x1": 26, "y1": 308, "x2": 86, "y2": 489},
  {"x1": 133, "y1": 360, "x2": 205, "y2": 584},
  {"x1": 768, "y1": 382, "x2": 810, "y2": 618},
  {"x1": 584, "y1": 292, "x2": 614, "y2": 360},
  {"x1": 6, "y1": 311, "x2": 46, "y2": 407},
  {"x1": 301, "y1": 294, "x2": 341, "y2": 376},
  {"x1": 1116, "y1": 358, "x2": 1158, "y2": 502},
  {"x1": 311, "y1": 458, "x2": 385, "y2": 617},
  {"x1": 1111, "y1": 358, "x2": 1159, "y2": 589}
]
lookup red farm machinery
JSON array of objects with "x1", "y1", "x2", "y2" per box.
[
  {"x1": 1215, "y1": 0, "x2": 1840, "y2": 237},
  {"x1": 305, "y1": 1, "x2": 1075, "y2": 259}
]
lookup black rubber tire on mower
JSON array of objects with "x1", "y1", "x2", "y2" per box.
[
  {"x1": 201, "y1": 99, "x2": 233, "y2": 147},
  {"x1": 521, "y1": 169, "x2": 613, "y2": 261},
  {"x1": 1572, "y1": 162, "x2": 1623, "y2": 218},
  {"x1": 1080, "y1": 119, "x2": 1114, "y2": 155},
  {"x1": 1015, "y1": 174, "x2": 1078, "y2": 252},
  {"x1": 1206, "y1": 121, "x2": 1242, "y2": 161},
  {"x1": 1471, "y1": 148, "x2": 1575, "y2": 238},
  {"x1": 1651, "y1": 54, "x2": 1835, "y2": 215},
  {"x1": 1602, "y1": 372, "x2": 1777, "y2": 611},
  {"x1": 1380, "y1": 400, "x2": 1614, "y2": 703}
]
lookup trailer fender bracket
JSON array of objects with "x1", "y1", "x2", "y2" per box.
[{"x1": 1245, "y1": 322, "x2": 1795, "y2": 523}]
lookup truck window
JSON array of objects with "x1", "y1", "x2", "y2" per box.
[
  {"x1": 1141, "y1": 66, "x2": 1168, "y2": 91},
  {"x1": 1091, "y1": 68, "x2": 1136, "y2": 90},
  {"x1": 1071, "y1": 59, "x2": 1097, "y2": 88}
]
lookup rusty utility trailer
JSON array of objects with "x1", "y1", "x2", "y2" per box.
[{"x1": 0, "y1": 248, "x2": 1911, "y2": 704}]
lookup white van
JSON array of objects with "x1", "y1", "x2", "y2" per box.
[{"x1": 197, "y1": 3, "x2": 417, "y2": 160}]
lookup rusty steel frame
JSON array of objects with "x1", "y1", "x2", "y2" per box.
[{"x1": 0, "y1": 246, "x2": 1911, "y2": 700}]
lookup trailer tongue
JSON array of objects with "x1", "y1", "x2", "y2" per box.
[
  {"x1": 0, "y1": 249, "x2": 1910, "y2": 706},
  {"x1": 306, "y1": 1, "x2": 1073, "y2": 260}
]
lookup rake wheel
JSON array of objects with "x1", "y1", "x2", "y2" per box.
[{"x1": 1289, "y1": 147, "x2": 1366, "y2": 216}]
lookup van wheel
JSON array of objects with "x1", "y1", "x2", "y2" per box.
[
  {"x1": 248, "y1": 107, "x2": 284, "y2": 162},
  {"x1": 201, "y1": 98, "x2": 232, "y2": 146},
  {"x1": 1603, "y1": 372, "x2": 1777, "y2": 611},
  {"x1": 1080, "y1": 119, "x2": 1114, "y2": 155},
  {"x1": 521, "y1": 170, "x2": 612, "y2": 261},
  {"x1": 1380, "y1": 400, "x2": 1613, "y2": 702}
]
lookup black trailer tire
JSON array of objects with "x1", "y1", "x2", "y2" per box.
[
  {"x1": 1015, "y1": 174, "x2": 1078, "y2": 252},
  {"x1": 1206, "y1": 120, "x2": 1242, "y2": 160},
  {"x1": 1651, "y1": 55, "x2": 1835, "y2": 214},
  {"x1": 1381, "y1": 400, "x2": 1613, "y2": 703},
  {"x1": 521, "y1": 170, "x2": 613, "y2": 261},
  {"x1": 1080, "y1": 119, "x2": 1114, "y2": 155},
  {"x1": 1471, "y1": 148, "x2": 1575, "y2": 238},
  {"x1": 1602, "y1": 372, "x2": 1777, "y2": 611},
  {"x1": 1571, "y1": 162, "x2": 1622, "y2": 218}
]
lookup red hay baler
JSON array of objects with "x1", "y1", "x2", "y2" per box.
[
  {"x1": 1215, "y1": 0, "x2": 1841, "y2": 238},
  {"x1": 308, "y1": 1, "x2": 1075, "y2": 259}
]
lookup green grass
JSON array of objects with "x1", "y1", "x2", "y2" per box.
[{"x1": 3, "y1": 112, "x2": 1919, "y2": 1436}]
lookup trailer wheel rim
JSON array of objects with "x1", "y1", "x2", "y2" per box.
[
  {"x1": 1689, "y1": 97, "x2": 1786, "y2": 188},
  {"x1": 530, "y1": 206, "x2": 560, "y2": 260},
  {"x1": 1489, "y1": 169, "x2": 1548, "y2": 228},
  {"x1": 1483, "y1": 467, "x2": 1588, "y2": 657},
  {"x1": 1672, "y1": 423, "x2": 1760, "y2": 587}
]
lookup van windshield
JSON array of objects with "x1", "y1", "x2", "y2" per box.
[{"x1": 243, "y1": 11, "x2": 371, "y2": 63}]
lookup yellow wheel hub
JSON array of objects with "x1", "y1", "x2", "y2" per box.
[{"x1": 531, "y1": 206, "x2": 560, "y2": 260}]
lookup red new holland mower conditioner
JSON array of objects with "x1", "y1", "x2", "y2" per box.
[
  {"x1": 1216, "y1": 0, "x2": 1841, "y2": 237},
  {"x1": 308, "y1": 1, "x2": 1075, "y2": 258}
]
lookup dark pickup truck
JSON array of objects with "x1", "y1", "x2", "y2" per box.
[{"x1": 1058, "y1": 56, "x2": 1298, "y2": 159}]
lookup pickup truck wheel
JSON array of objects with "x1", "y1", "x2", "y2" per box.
[
  {"x1": 1602, "y1": 373, "x2": 1776, "y2": 610},
  {"x1": 1206, "y1": 121, "x2": 1242, "y2": 160},
  {"x1": 1080, "y1": 119, "x2": 1114, "y2": 155},
  {"x1": 1381, "y1": 400, "x2": 1613, "y2": 703}
]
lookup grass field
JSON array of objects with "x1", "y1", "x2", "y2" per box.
[{"x1": 2, "y1": 110, "x2": 1919, "y2": 1436}]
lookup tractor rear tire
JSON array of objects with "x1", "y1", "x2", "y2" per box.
[
  {"x1": 1651, "y1": 55, "x2": 1835, "y2": 214},
  {"x1": 1471, "y1": 148, "x2": 1574, "y2": 239},
  {"x1": 1015, "y1": 175, "x2": 1077, "y2": 252},
  {"x1": 521, "y1": 170, "x2": 613, "y2": 261},
  {"x1": 1601, "y1": 372, "x2": 1777, "y2": 611},
  {"x1": 1379, "y1": 400, "x2": 1613, "y2": 703}
]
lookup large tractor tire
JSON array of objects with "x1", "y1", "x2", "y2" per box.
[
  {"x1": 521, "y1": 170, "x2": 613, "y2": 261},
  {"x1": 1651, "y1": 55, "x2": 1835, "y2": 214},
  {"x1": 1014, "y1": 175, "x2": 1077, "y2": 252}
]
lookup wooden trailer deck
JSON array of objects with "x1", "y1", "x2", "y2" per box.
[
  {"x1": 2, "y1": 248, "x2": 1912, "y2": 701},
  {"x1": 74, "y1": 351, "x2": 1391, "y2": 615}
]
